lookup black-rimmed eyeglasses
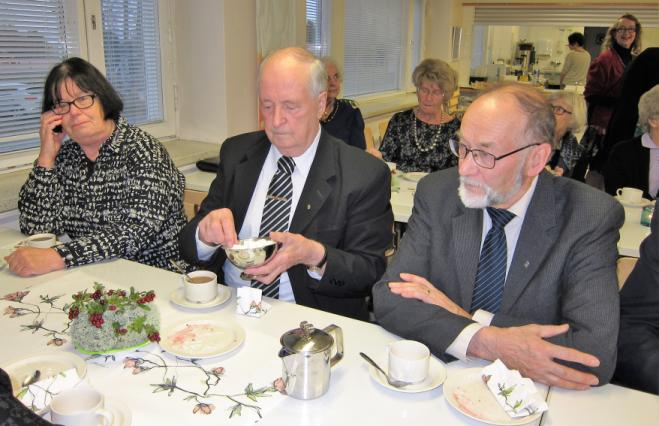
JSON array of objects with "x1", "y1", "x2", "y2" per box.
[
  {"x1": 51, "y1": 94, "x2": 96, "y2": 115},
  {"x1": 615, "y1": 27, "x2": 636, "y2": 34},
  {"x1": 449, "y1": 138, "x2": 541, "y2": 169}
]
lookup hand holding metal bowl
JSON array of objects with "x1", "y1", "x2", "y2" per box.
[{"x1": 224, "y1": 237, "x2": 279, "y2": 280}]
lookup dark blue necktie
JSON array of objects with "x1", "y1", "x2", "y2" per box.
[
  {"x1": 470, "y1": 207, "x2": 515, "y2": 314},
  {"x1": 251, "y1": 156, "x2": 295, "y2": 299}
]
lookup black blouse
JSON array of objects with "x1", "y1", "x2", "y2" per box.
[
  {"x1": 321, "y1": 99, "x2": 366, "y2": 149},
  {"x1": 379, "y1": 109, "x2": 460, "y2": 172}
]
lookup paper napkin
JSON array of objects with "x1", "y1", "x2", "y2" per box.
[
  {"x1": 236, "y1": 287, "x2": 271, "y2": 318},
  {"x1": 18, "y1": 368, "x2": 82, "y2": 412},
  {"x1": 481, "y1": 359, "x2": 549, "y2": 418}
]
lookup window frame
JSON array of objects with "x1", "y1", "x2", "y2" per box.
[{"x1": 0, "y1": 0, "x2": 176, "y2": 171}]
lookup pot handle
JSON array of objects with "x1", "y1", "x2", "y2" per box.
[{"x1": 323, "y1": 324, "x2": 343, "y2": 367}]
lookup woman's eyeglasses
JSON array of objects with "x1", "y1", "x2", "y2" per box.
[
  {"x1": 552, "y1": 105, "x2": 572, "y2": 116},
  {"x1": 615, "y1": 27, "x2": 636, "y2": 34},
  {"x1": 51, "y1": 94, "x2": 96, "y2": 115}
]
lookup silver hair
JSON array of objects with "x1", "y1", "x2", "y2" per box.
[
  {"x1": 320, "y1": 56, "x2": 342, "y2": 82},
  {"x1": 479, "y1": 83, "x2": 557, "y2": 148},
  {"x1": 412, "y1": 58, "x2": 458, "y2": 103},
  {"x1": 257, "y1": 47, "x2": 327, "y2": 98},
  {"x1": 547, "y1": 91, "x2": 587, "y2": 132},
  {"x1": 638, "y1": 84, "x2": 659, "y2": 132}
]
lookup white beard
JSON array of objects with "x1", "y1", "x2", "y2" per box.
[{"x1": 458, "y1": 172, "x2": 523, "y2": 209}]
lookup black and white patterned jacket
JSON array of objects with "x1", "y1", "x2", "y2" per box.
[{"x1": 19, "y1": 116, "x2": 187, "y2": 271}]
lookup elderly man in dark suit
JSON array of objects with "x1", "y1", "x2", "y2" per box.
[
  {"x1": 373, "y1": 83, "x2": 623, "y2": 390},
  {"x1": 180, "y1": 47, "x2": 393, "y2": 320},
  {"x1": 614, "y1": 212, "x2": 659, "y2": 395}
]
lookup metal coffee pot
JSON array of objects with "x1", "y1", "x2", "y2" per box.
[{"x1": 278, "y1": 321, "x2": 344, "y2": 400}]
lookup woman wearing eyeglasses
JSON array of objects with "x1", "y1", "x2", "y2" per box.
[
  {"x1": 371, "y1": 59, "x2": 460, "y2": 172},
  {"x1": 546, "y1": 92, "x2": 587, "y2": 178},
  {"x1": 7, "y1": 57, "x2": 187, "y2": 277},
  {"x1": 585, "y1": 14, "x2": 642, "y2": 172}
]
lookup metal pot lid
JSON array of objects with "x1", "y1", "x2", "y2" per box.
[{"x1": 280, "y1": 321, "x2": 333, "y2": 354}]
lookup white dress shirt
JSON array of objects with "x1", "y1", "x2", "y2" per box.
[
  {"x1": 195, "y1": 127, "x2": 322, "y2": 302},
  {"x1": 446, "y1": 176, "x2": 539, "y2": 359}
]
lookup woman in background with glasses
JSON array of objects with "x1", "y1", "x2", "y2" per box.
[
  {"x1": 7, "y1": 57, "x2": 187, "y2": 277},
  {"x1": 585, "y1": 14, "x2": 642, "y2": 174},
  {"x1": 546, "y1": 92, "x2": 587, "y2": 178},
  {"x1": 370, "y1": 59, "x2": 460, "y2": 172}
]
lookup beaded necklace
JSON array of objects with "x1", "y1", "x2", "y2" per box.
[
  {"x1": 321, "y1": 100, "x2": 339, "y2": 124},
  {"x1": 412, "y1": 109, "x2": 445, "y2": 153}
]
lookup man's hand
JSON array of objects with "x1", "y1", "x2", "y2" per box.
[
  {"x1": 5, "y1": 247, "x2": 66, "y2": 277},
  {"x1": 468, "y1": 324, "x2": 601, "y2": 390},
  {"x1": 244, "y1": 231, "x2": 325, "y2": 285},
  {"x1": 197, "y1": 208, "x2": 237, "y2": 248},
  {"x1": 388, "y1": 273, "x2": 471, "y2": 319}
]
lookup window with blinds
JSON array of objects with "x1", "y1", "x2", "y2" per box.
[
  {"x1": 101, "y1": 0, "x2": 163, "y2": 125},
  {"x1": 305, "y1": 0, "x2": 331, "y2": 58},
  {"x1": 0, "y1": 0, "x2": 79, "y2": 153}
]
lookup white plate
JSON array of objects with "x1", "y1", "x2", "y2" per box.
[
  {"x1": 401, "y1": 171, "x2": 428, "y2": 182},
  {"x1": 169, "y1": 286, "x2": 231, "y2": 309},
  {"x1": 444, "y1": 368, "x2": 542, "y2": 425},
  {"x1": 159, "y1": 317, "x2": 245, "y2": 359},
  {"x1": 366, "y1": 353, "x2": 446, "y2": 393},
  {"x1": 5, "y1": 352, "x2": 87, "y2": 414},
  {"x1": 44, "y1": 398, "x2": 132, "y2": 426},
  {"x1": 615, "y1": 196, "x2": 654, "y2": 208}
]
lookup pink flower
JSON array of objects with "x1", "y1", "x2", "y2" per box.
[
  {"x1": 1, "y1": 291, "x2": 29, "y2": 302},
  {"x1": 273, "y1": 377, "x2": 286, "y2": 394},
  {"x1": 193, "y1": 403, "x2": 215, "y2": 415},
  {"x1": 123, "y1": 358, "x2": 140, "y2": 369},
  {"x1": 212, "y1": 367, "x2": 225, "y2": 376},
  {"x1": 4, "y1": 306, "x2": 26, "y2": 318},
  {"x1": 47, "y1": 338, "x2": 65, "y2": 346}
]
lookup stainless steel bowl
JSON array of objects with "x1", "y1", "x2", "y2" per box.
[{"x1": 224, "y1": 237, "x2": 279, "y2": 269}]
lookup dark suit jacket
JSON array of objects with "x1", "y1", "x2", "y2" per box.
[
  {"x1": 603, "y1": 136, "x2": 655, "y2": 200},
  {"x1": 373, "y1": 169, "x2": 623, "y2": 384},
  {"x1": 180, "y1": 130, "x2": 393, "y2": 320},
  {"x1": 614, "y1": 212, "x2": 659, "y2": 395}
]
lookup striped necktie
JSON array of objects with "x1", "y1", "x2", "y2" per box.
[
  {"x1": 251, "y1": 156, "x2": 296, "y2": 298},
  {"x1": 470, "y1": 207, "x2": 515, "y2": 314}
]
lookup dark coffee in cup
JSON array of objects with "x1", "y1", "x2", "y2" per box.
[{"x1": 187, "y1": 276, "x2": 214, "y2": 284}]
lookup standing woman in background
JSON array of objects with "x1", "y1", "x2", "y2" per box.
[
  {"x1": 6, "y1": 57, "x2": 188, "y2": 277},
  {"x1": 585, "y1": 14, "x2": 642, "y2": 174},
  {"x1": 373, "y1": 59, "x2": 460, "y2": 173},
  {"x1": 319, "y1": 57, "x2": 366, "y2": 149}
]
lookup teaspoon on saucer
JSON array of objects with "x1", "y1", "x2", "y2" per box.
[{"x1": 359, "y1": 352, "x2": 411, "y2": 388}]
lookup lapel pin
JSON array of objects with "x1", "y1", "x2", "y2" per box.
[
  {"x1": 306, "y1": 204, "x2": 311, "y2": 210},
  {"x1": 524, "y1": 260, "x2": 530, "y2": 268}
]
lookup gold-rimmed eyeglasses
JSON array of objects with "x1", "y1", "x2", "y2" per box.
[
  {"x1": 51, "y1": 94, "x2": 96, "y2": 115},
  {"x1": 552, "y1": 105, "x2": 572, "y2": 115},
  {"x1": 449, "y1": 138, "x2": 541, "y2": 169}
]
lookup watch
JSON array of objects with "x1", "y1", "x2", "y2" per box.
[{"x1": 307, "y1": 244, "x2": 328, "y2": 274}]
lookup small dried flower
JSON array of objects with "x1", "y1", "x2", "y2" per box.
[
  {"x1": 273, "y1": 377, "x2": 286, "y2": 394},
  {"x1": 4, "y1": 306, "x2": 26, "y2": 318},
  {"x1": 47, "y1": 337, "x2": 65, "y2": 346},
  {"x1": 193, "y1": 403, "x2": 215, "y2": 415},
  {"x1": 1, "y1": 291, "x2": 29, "y2": 302},
  {"x1": 212, "y1": 367, "x2": 225, "y2": 376}
]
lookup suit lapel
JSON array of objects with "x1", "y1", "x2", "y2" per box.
[
  {"x1": 499, "y1": 172, "x2": 557, "y2": 311},
  {"x1": 231, "y1": 137, "x2": 270, "y2": 229},
  {"x1": 452, "y1": 205, "x2": 483, "y2": 307},
  {"x1": 289, "y1": 131, "x2": 336, "y2": 234}
]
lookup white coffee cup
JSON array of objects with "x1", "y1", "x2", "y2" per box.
[
  {"x1": 388, "y1": 340, "x2": 430, "y2": 383},
  {"x1": 616, "y1": 187, "x2": 643, "y2": 204},
  {"x1": 50, "y1": 388, "x2": 114, "y2": 426},
  {"x1": 26, "y1": 233, "x2": 57, "y2": 248},
  {"x1": 183, "y1": 270, "x2": 218, "y2": 303}
]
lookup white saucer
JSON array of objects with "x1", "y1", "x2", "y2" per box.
[
  {"x1": 44, "y1": 398, "x2": 131, "y2": 425},
  {"x1": 444, "y1": 368, "x2": 542, "y2": 425},
  {"x1": 366, "y1": 353, "x2": 446, "y2": 393},
  {"x1": 159, "y1": 317, "x2": 245, "y2": 359},
  {"x1": 615, "y1": 196, "x2": 654, "y2": 208},
  {"x1": 169, "y1": 286, "x2": 231, "y2": 309}
]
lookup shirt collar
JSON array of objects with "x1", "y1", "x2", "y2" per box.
[
  {"x1": 269, "y1": 126, "x2": 321, "y2": 181},
  {"x1": 641, "y1": 132, "x2": 658, "y2": 150},
  {"x1": 505, "y1": 175, "x2": 539, "y2": 221}
]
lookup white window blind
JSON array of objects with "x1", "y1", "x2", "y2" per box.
[
  {"x1": 101, "y1": 0, "x2": 163, "y2": 125},
  {"x1": 473, "y1": 6, "x2": 659, "y2": 27},
  {"x1": 343, "y1": 0, "x2": 408, "y2": 97},
  {"x1": 305, "y1": 0, "x2": 331, "y2": 58},
  {"x1": 0, "y1": 0, "x2": 79, "y2": 153}
]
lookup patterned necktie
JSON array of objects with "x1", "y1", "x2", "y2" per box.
[
  {"x1": 470, "y1": 207, "x2": 516, "y2": 314},
  {"x1": 251, "y1": 156, "x2": 296, "y2": 299}
]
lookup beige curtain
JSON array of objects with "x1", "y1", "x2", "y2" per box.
[{"x1": 256, "y1": 0, "x2": 298, "y2": 59}]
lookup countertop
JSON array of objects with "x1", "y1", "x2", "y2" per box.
[{"x1": 0, "y1": 139, "x2": 219, "y2": 214}]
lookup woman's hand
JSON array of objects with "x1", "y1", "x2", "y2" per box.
[
  {"x1": 5, "y1": 247, "x2": 65, "y2": 277},
  {"x1": 37, "y1": 112, "x2": 65, "y2": 169}
]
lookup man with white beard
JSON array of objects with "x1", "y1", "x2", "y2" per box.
[{"x1": 373, "y1": 83, "x2": 624, "y2": 390}]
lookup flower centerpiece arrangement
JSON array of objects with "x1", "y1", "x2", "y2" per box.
[{"x1": 67, "y1": 282, "x2": 160, "y2": 354}]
